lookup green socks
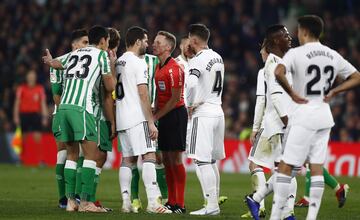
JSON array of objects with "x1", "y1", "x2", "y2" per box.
[
  {"x1": 323, "y1": 167, "x2": 339, "y2": 190},
  {"x1": 305, "y1": 167, "x2": 339, "y2": 197},
  {"x1": 156, "y1": 164, "x2": 168, "y2": 199},
  {"x1": 55, "y1": 164, "x2": 66, "y2": 199},
  {"x1": 131, "y1": 167, "x2": 140, "y2": 201},
  {"x1": 80, "y1": 160, "x2": 96, "y2": 201},
  {"x1": 90, "y1": 167, "x2": 102, "y2": 202},
  {"x1": 64, "y1": 160, "x2": 77, "y2": 199},
  {"x1": 75, "y1": 156, "x2": 84, "y2": 197}
]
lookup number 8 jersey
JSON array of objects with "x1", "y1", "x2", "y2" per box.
[
  {"x1": 282, "y1": 42, "x2": 357, "y2": 129},
  {"x1": 187, "y1": 49, "x2": 225, "y2": 117},
  {"x1": 60, "y1": 46, "x2": 111, "y2": 114}
]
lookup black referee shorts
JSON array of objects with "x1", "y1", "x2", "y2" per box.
[
  {"x1": 20, "y1": 113, "x2": 42, "y2": 132},
  {"x1": 158, "y1": 105, "x2": 188, "y2": 151}
]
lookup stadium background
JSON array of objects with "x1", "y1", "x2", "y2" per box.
[{"x1": 0, "y1": 0, "x2": 359, "y2": 171}]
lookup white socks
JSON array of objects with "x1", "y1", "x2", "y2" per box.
[
  {"x1": 270, "y1": 173, "x2": 292, "y2": 220},
  {"x1": 198, "y1": 164, "x2": 219, "y2": 210},
  {"x1": 253, "y1": 172, "x2": 275, "y2": 204},
  {"x1": 212, "y1": 162, "x2": 220, "y2": 198},
  {"x1": 282, "y1": 177, "x2": 297, "y2": 218},
  {"x1": 306, "y1": 175, "x2": 324, "y2": 220},
  {"x1": 195, "y1": 164, "x2": 206, "y2": 200},
  {"x1": 142, "y1": 162, "x2": 160, "y2": 204},
  {"x1": 119, "y1": 166, "x2": 132, "y2": 203},
  {"x1": 251, "y1": 167, "x2": 266, "y2": 209}
]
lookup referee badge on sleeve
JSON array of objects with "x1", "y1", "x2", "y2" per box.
[{"x1": 158, "y1": 81, "x2": 166, "y2": 91}]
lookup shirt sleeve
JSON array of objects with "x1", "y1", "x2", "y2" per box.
[
  {"x1": 266, "y1": 61, "x2": 283, "y2": 95},
  {"x1": 335, "y1": 52, "x2": 357, "y2": 79},
  {"x1": 136, "y1": 60, "x2": 148, "y2": 85},
  {"x1": 39, "y1": 86, "x2": 46, "y2": 101},
  {"x1": 282, "y1": 49, "x2": 295, "y2": 74},
  {"x1": 168, "y1": 65, "x2": 184, "y2": 89},
  {"x1": 256, "y1": 69, "x2": 265, "y2": 96},
  {"x1": 99, "y1": 50, "x2": 111, "y2": 75}
]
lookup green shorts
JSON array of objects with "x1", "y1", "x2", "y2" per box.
[
  {"x1": 97, "y1": 120, "x2": 112, "y2": 152},
  {"x1": 52, "y1": 113, "x2": 61, "y2": 141},
  {"x1": 57, "y1": 108, "x2": 97, "y2": 143}
]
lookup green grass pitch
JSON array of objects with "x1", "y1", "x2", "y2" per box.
[{"x1": 0, "y1": 164, "x2": 359, "y2": 219}]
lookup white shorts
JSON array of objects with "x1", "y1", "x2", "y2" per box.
[
  {"x1": 282, "y1": 125, "x2": 331, "y2": 167},
  {"x1": 118, "y1": 121, "x2": 156, "y2": 157},
  {"x1": 248, "y1": 128, "x2": 283, "y2": 169},
  {"x1": 186, "y1": 116, "x2": 225, "y2": 162}
]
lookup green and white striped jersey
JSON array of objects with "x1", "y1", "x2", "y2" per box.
[
  {"x1": 144, "y1": 54, "x2": 159, "y2": 108},
  {"x1": 49, "y1": 52, "x2": 71, "y2": 114},
  {"x1": 60, "y1": 46, "x2": 111, "y2": 114},
  {"x1": 92, "y1": 76, "x2": 106, "y2": 121}
]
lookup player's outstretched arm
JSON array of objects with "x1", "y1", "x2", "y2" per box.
[
  {"x1": 275, "y1": 64, "x2": 308, "y2": 104},
  {"x1": 324, "y1": 71, "x2": 360, "y2": 102},
  {"x1": 42, "y1": 49, "x2": 63, "y2": 69}
]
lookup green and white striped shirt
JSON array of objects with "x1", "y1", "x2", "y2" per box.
[
  {"x1": 49, "y1": 52, "x2": 71, "y2": 114},
  {"x1": 144, "y1": 54, "x2": 159, "y2": 108},
  {"x1": 60, "y1": 46, "x2": 110, "y2": 114},
  {"x1": 92, "y1": 76, "x2": 106, "y2": 120}
]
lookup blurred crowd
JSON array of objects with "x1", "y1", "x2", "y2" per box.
[{"x1": 0, "y1": 0, "x2": 359, "y2": 141}]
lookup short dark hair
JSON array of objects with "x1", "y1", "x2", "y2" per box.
[
  {"x1": 88, "y1": 25, "x2": 109, "y2": 45},
  {"x1": 263, "y1": 24, "x2": 286, "y2": 50},
  {"x1": 298, "y1": 15, "x2": 324, "y2": 38},
  {"x1": 189, "y1": 23, "x2": 210, "y2": 42},
  {"x1": 125, "y1": 26, "x2": 147, "y2": 48},
  {"x1": 108, "y1": 28, "x2": 121, "y2": 50},
  {"x1": 71, "y1": 29, "x2": 88, "y2": 42},
  {"x1": 157, "y1": 31, "x2": 176, "y2": 53}
]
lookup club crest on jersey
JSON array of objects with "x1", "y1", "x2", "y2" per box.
[{"x1": 158, "y1": 81, "x2": 166, "y2": 91}]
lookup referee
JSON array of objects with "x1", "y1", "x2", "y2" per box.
[{"x1": 152, "y1": 31, "x2": 187, "y2": 214}]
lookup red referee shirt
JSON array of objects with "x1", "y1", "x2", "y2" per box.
[
  {"x1": 16, "y1": 84, "x2": 46, "y2": 113},
  {"x1": 155, "y1": 57, "x2": 185, "y2": 110}
]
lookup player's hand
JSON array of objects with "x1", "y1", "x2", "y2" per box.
[
  {"x1": 187, "y1": 102, "x2": 204, "y2": 119},
  {"x1": 108, "y1": 50, "x2": 117, "y2": 65},
  {"x1": 290, "y1": 93, "x2": 308, "y2": 104},
  {"x1": 13, "y1": 115, "x2": 20, "y2": 126},
  {"x1": 280, "y1": 115, "x2": 288, "y2": 128},
  {"x1": 41, "y1": 116, "x2": 48, "y2": 127},
  {"x1": 324, "y1": 90, "x2": 336, "y2": 103},
  {"x1": 42, "y1": 49, "x2": 53, "y2": 66},
  {"x1": 250, "y1": 131, "x2": 258, "y2": 145},
  {"x1": 148, "y1": 122, "x2": 158, "y2": 141}
]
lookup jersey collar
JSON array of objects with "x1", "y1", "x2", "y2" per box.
[{"x1": 159, "y1": 56, "x2": 172, "y2": 69}]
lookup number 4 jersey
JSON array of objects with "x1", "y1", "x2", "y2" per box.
[
  {"x1": 187, "y1": 49, "x2": 225, "y2": 117},
  {"x1": 60, "y1": 46, "x2": 111, "y2": 114},
  {"x1": 283, "y1": 42, "x2": 357, "y2": 129}
]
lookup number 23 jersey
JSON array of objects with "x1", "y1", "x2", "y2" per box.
[
  {"x1": 283, "y1": 42, "x2": 357, "y2": 129},
  {"x1": 187, "y1": 49, "x2": 224, "y2": 117},
  {"x1": 60, "y1": 46, "x2": 110, "y2": 114}
]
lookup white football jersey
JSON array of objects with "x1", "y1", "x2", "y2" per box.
[
  {"x1": 175, "y1": 55, "x2": 189, "y2": 106},
  {"x1": 283, "y1": 42, "x2": 357, "y2": 129},
  {"x1": 115, "y1": 51, "x2": 148, "y2": 131},
  {"x1": 263, "y1": 53, "x2": 292, "y2": 137},
  {"x1": 187, "y1": 49, "x2": 224, "y2": 117}
]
